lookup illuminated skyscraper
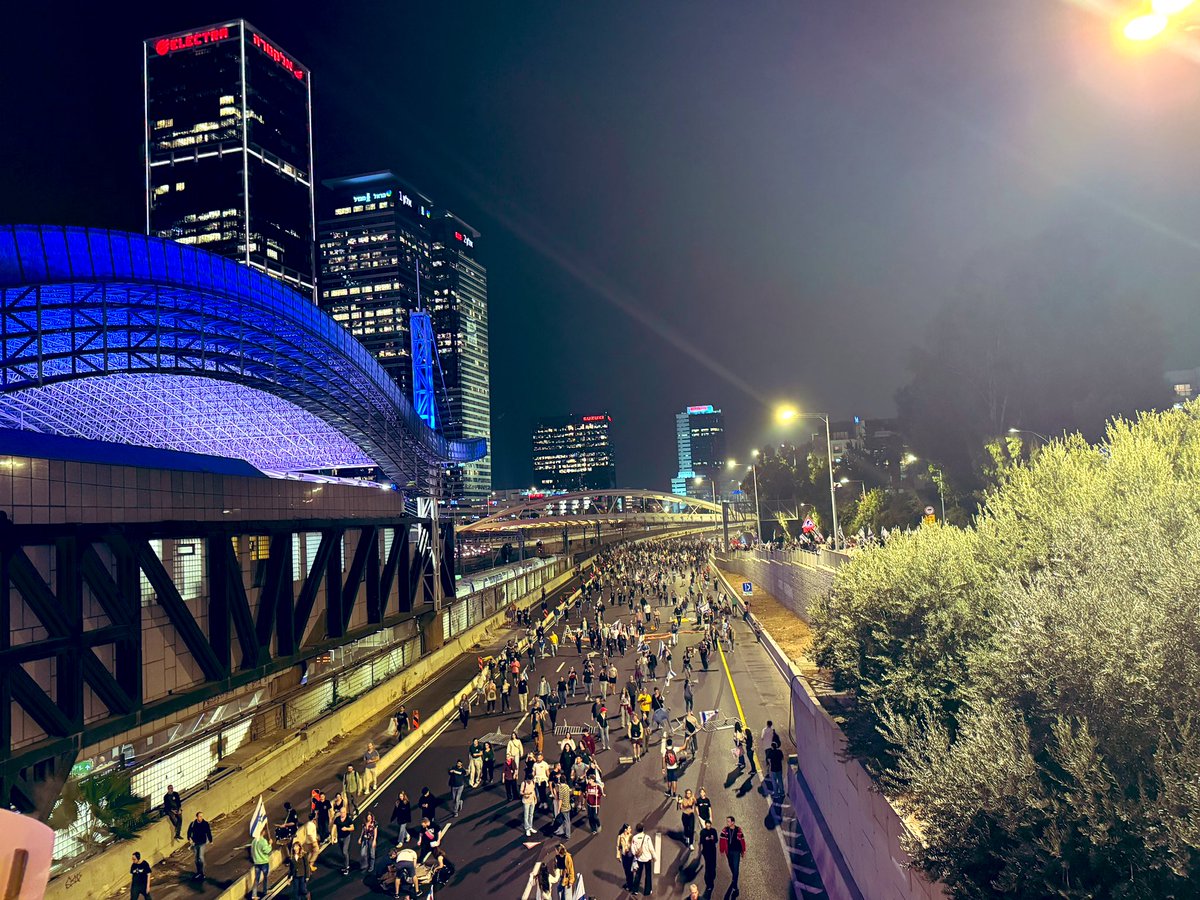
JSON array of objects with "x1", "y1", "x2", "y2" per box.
[
  {"x1": 317, "y1": 174, "x2": 491, "y2": 503},
  {"x1": 532, "y1": 414, "x2": 616, "y2": 491},
  {"x1": 144, "y1": 20, "x2": 315, "y2": 295},
  {"x1": 671, "y1": 405, "x2": 726, "y2": 498}
]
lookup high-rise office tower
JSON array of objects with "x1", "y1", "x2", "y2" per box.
[
  {"x1": 144, "y1": 20, "x2": 315, "y2": 295},
  {"x1": 429, "y1": 214, "x2": 491, "y2": 504},
  {"x1": 317, "y1": 172, "x2": 433, "y2": 399},
  {"x1": 671, "y1": 404, "x2": 726, "y2": 498},
  {"x1": 532, "y1": 414, "x2": 616, "y2": 492},
  {"x1": 317, "y1": 173, "x2": 491, "y2": 503}
]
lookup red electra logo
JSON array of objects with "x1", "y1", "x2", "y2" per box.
[
  {"x1": 251, "y1": 32, "x2": 305, "y2": 80},
  {"x1": 454, "y1": 231, "x2": 475, "y2": 248},
  {"x1": 582, "y1": 415, "x2": 607, "y2": 422},
  {"x1": 154, "y1": 27, "x2": 231, "y2": 56}
]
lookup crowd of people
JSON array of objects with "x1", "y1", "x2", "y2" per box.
[{"x1": 139, "y1": 537, "x2": 786, "y2": 900}]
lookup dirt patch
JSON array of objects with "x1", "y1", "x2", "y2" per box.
[{"x1": 716, "y1": 567, "x2": 825, "y2": 683}]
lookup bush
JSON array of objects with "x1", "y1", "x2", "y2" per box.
[{"x1": 815, "y1": 405, "x2": 1200, "y2": 897}]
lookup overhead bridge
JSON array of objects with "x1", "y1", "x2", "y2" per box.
[{"x1": 459, "y1": 489, "x2": 749, "y2": 534}]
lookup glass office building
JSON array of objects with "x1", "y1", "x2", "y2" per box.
[
  {"x1": 671, "y1": 404, "x2": 726, "y2": 498},
  {"x1": 532, "y1": 414, "x2": 616, "y2": 492},
  {"x1": 144, "y1": 20, "x2": 315, "y2": 296}
]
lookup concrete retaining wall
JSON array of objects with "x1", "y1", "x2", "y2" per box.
[{"x1": 715, "y1": 550, "x2": 836, "y2": 621}]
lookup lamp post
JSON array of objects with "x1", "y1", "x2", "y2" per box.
[
  {"x1": 906, "y1": 453, "x2": 946, "y2": 523},
  {"x1": 1007, "y1": 427, "x2": 1051, "y2": 445},
  {"x1": 733, "y1": 454, "x2": 763, "y2": 544},
  {"x1": 776, "y1": 406, "x2": 841, "y2": 551},
  {"x1": 838, "y1": 477, "x2": 867, "y2": 499},
  {"x1": 693, "y1": 475, "x2": 717, "y2": 504}
]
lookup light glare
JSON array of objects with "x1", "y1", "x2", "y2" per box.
[
  {"x1": 1151, "y1": 0, "x2": 1194, "y2": 15},
  {"x1": 1123, "y1": 13, "x2": 1169, "y2": 41}
]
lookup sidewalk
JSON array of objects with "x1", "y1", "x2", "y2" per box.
[{"x1": 120, "y1": 572, "x2": 585, "y2": 900}]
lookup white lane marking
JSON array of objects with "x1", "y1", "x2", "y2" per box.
[
  {"x1": 557, "y1": 661, "x2": 565, "y2": 673},
  {"x1": 654, "y1": 831, "x2": 662, "y2": 874},
  {"x1": 521, "y1": 861, "x2": 542, "y2": 900}
]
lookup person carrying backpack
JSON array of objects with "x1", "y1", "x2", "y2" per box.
[{"x1": 662, "y1": 739, "x2": 682, "y2": 798}]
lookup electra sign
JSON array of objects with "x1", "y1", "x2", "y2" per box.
[
  {"x1": 251, "y1": 32, "x2": 305, "y2": 80},
  {"x1": 351, "y1": 189, "x2": 411, "y2": 207},
  {"x1": 153, "y1": 27, "x2": 231, "y2": 56},
  {"x1": 454, "y1": 231, "x2": 475, "y2": 248}
]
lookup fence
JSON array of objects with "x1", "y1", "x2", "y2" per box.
[{"x1": 50, "y1": 555, "x2": 569, "y2": 869}]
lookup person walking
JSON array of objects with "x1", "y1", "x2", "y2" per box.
[
  {"x1": 300, "y1": 813, "x2": 320, "y2": 874},
  {"x1": 418, "y1": 787, "x2": 438, "y2": 825},
  {"x1": 503, "y1": 753, "x2": 519, "y2": 801},
  {"x1": 553, "y1": 775, "x2": 572, "y2": 838},
  {"x1": 631, "y1": 823, "x2": 657, "y2": 896},
  {"x1": 743, "y1": 724, "x2": 758, "y2": 776},
  {"x1": 417, "y1": 817, "x2": 441, "y2": 860},
  {"x1": 521, "y1": 776, "x2": 538, "y2": 836},
  {"x1": 678, "y1": 789, "x2": 697, "y2": 851},
  {"x1": 482, "y1": 741, "x2": 496, "y2": 785},
  {"x1": 615, "y1": 824, "x2": 635, "y2": 893},
  {"x1": 313, "y1": 790, "x2": 331, "y2": 843},
  {"x1": 485, "y1": 679, "x2": 498, "y2": 714},
  {"x1": 682, "y1": 678, "x2": 694, "y2": 714},
  {"x1": 719, "y1": 816, "x2": 747, "y2": 893},
  {"x1": 468, "y1": 739, "x2": 484, "y2": 788},
  {"x1": 287, "y1": 841, "x2": 310, "y2": 900},
  {"x1": 250, "y1": 826, "x2": 272, "y2": 898},
  {"x1": 335, "y1": 808, "x2": 355, "y2": 875},
  {"x1": 359, "y1": 812, "x2": 378, "y2": 874},
  {"x1": 662, "y1": 739, "x2": 681, "y2": 799},
  {"x1": 162, "y1": 784, "x2": 182, "y2": 840},
  {"x1": 584, "y1": 774, "x2": 604, "y2": 834},
  {"x1": 343, "y1": 764, "x2": 362, "y2": 812},
  {"x1": 448, "y1": 760, "x2": 467, "y2": 816},
  {"x1": 458, "y1": 697, "x2": 471, "y2": 729},
  {"x1": 186, "y1": 812, "x2": 212, "y2": 880},
  {"x1": 518, "y1": 672, "x2": 530, "y2": 712},
  {"x1": 698, "y1": 819, "x2": 719, "y2": 893},
  {"x1": 552, "y1": 844, "x2": 576, "y2": 900},
  {"x1": 765, "y1": 738, "x2": 785, "y2": 798},
  {"x1": 391, "y1": 791, "x2": 413, "y2": 844},
  {"x1": 732, "y1": 721, "x2": 746, "y2": 771},
  {"x1": 129, "y1": 852, "x2": 152, "y2": 900},
  {"x1": 363, "y1": 742, "x2": 381, "y2": 793}
]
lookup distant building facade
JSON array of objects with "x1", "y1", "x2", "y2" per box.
[
  {"x1": 671, "y1": 404, "x2": 726, "y2": 498},
  {"x1": 145, "y1": 20, "x2": 315, "y2": 295},
  {"x1": 532, "y1": 414, "x2": 616, "y2": 491}
]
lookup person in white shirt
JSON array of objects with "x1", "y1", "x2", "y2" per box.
[
  {"x1": 761, "y1": 721, "x2": 778, "y2": 748},
  {"x1": 630, "y1": 822, "x2": 657, "y2": 896}
]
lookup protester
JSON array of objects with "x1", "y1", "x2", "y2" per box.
[
  {"x1": 186, "y1": 812, "x2": 212, "y2": 880},
  {"x1": 129, "y1": 852, "x2": 151, "y2": 900},
  {"x1": 719, "y1": 815, "x2": 747, "y2": 892},
  {"x1": 631, "y1": 822, "x2": 657, "y2": 896},
  {"x1": 162, "y1": 784, "x2": 182, "y2": 840}
]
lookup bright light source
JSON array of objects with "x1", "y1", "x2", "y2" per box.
[
  {"x1": 726, "y1": 459, "x2": 737, "y2": 468},
  {"x1": 1008, "y1": 427, "x2": 1020, "y2": 434},
  {"x1": 839, "y1": 477, "x2": 850, "y2": 484},
  {"x1": 1152, "y1": 0, "x2": 1194, "y2": 14},
  {"x1": 1124, "y1": 12, "x2": 1169, "y2": 41},
  {"x1": 904, "y1": 453, "x2": 919, "y2": 464},
  {"x1": 775, "y1": 405, "x2": 799, "y2": 423}
]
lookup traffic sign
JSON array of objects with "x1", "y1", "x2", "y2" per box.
[
  {"x1": 924, "y1": 506, "x2": 935, "y2": 515},
  {"x1": 741, "y1": 582, "x2": 753, "y2": 596}
]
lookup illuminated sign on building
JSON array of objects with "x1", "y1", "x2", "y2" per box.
[
  {"x1": 350, "y1": 189, "x2": 412, "y2": 207},
  {"x1": 582, "y1": 415, "x2": 608, "y2": 423},
  {"x1": 154, "y1": 27, "x2": 231, "y2": 56},
  {"x1": 251, "y1": 31, "x2": 305, "y2": 80},
  {"x1": 687, "y1": 404, "x2": 715, "y2": 414},
  {"x1": 454, "y1": 231, "x2": 475, "y2": 249}
]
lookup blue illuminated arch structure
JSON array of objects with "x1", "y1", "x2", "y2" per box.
[{"x1": 0, "y1": 225, "x2": 486, "y2": 482}]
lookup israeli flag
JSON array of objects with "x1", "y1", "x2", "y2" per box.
[{"x1": 249, "y1": 794, "x2": 267, "y2": 839}]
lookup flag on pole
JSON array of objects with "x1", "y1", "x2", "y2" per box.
[{"x1": 249, "y1": 794, "x2": 267, "y2": 839}]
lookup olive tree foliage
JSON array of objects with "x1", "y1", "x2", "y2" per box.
[{"x1": 812, "y1": 405, "x2": 1200, "y2": 898}]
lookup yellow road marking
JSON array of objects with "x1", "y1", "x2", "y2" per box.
[{"x1": 716, "y1": 637, "x2": 755, "y2": 770}]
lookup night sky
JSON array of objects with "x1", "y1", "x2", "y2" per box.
[{"x1": 5, "y1": 1, "x2": 1200, "y2": 489}]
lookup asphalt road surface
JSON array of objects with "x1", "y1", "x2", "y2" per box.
[{"x1": 301, "y1": 575, "x2": 796, "y2": 900}]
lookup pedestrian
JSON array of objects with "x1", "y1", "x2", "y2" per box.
[
  {"x1": 483, "y1": 741, "x2": 496, "y2": 784},
  {"x1": 584, "y1": 774, "x2": 604, "y2": 834},
  {"x1": 448, "y1": 759, "x2": 467, "y2": 816},
  {"x1": 679, "y1": 788, "x2": 697, "y2": 850},
  {"x1": 507, "y1": 731, "x2": 524, "y2": 766},
  {"x1": 682, "y1": 678, "x2": 694, "y2": 713},
  {"x1": 760, "y1": 720, "x2": 778, "y2": 748},
  {"x1": 503, "y1": 753, "x2": 519, "y2": 801},
  {"x1": 518, "y1": 673, "x2": 530, "y2": 712},
  {"x1": 733, "y1": 721, "x2": 746, "y2": 771},
  {"x1": 696, "y1": 788, "x2": 713, "y2": 827},
  {"x1": 743, "y1": 723, "x2": 758, "y2": 776},
  {"x1": 552, "y1": 844, "x2": 576, "y2": 900},
  {"x1": 287, "y1": 840, "x2": 309, "y2": 900},
  {"x1": 698, "y1": 818, "x2": 719, "y2": 893},
  {"x1": 485, "y1": 679, "x2": 497, "y2": 714},
  {"x1": 129, "y1": 852, "x2": 152, "y2": 900},
  {"x1": 553, "y1": 775, "x2": 572, "y2": 838},
  {"x1": 662, "y1": 739, "x2": 681, "y2": 798},
  {"x1": 313, "y1": 790, "x2": 331, "y2": 842},
  {"x1": 162, "y1": 784, "x2": 182, "y2": 840},
  {"x1": 359, "y1": 812, "x2": 378, "y2": 874},
  {"x1": 417, "y1": 816, "x2": 441, "y2": 859},
  {"x1": 363, "y1": 741, "x2": 380, "y2": 792},
  {"x1": 335, "y1": 808, "x2": 355, "y2": 875},
  {"x1": 301, "y1": 813, "x2": 320, "y2": 874},
  {"x1": 765, "y1": 738, "x2": 785, "y2": 798},
  {"x1": 521, "y1": 776, "x2": 538, "y2": 836},
  {"x1": 418, "y1": 786, "x2": 438, "y2": 825},
  {"x1": 458, "y1": 697, "x2": 471, "y2": 729},
  {"x1": 630, "y1": 822, "x2": 657, "y2": 896},
  {"x1": 343, "y1": 764, "x2": 362, "y2": 811},
  {"x1": 615, "y1": 823, "x2": 635, "y2": 892},
  {"x1": 501, "y1": 676, "x2": 512, "y2": 712},
  {"x1": 186, "y1": 812, "x2": 212, "y2": 880},
  {"x1": 468, "y1": 739, "x2": 484, "y2": 788},
  {"x1": 686, "y1": 883, "x2": 701, "y2": 900},
  {"x1": 251, "y1": 826, "x2": 272, "y2": 898},
  {"x1": 719, "y1": 816, "x2": 747, "y2": 892},
  {"x1": 391, "y1": 790, "x2": 413, "y2": 844}
]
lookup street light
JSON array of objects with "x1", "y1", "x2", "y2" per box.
[
  {"x1": 838, "y1": 477, "x2": 867, "y2": 499},
  {"x1": 693, "y1": 475, "x2": 717, "y2": 504},
  {"x1": 1007, "y1": 427, "x2": 1051, "y2": 444},
  {"x1": 775, "y1": 405, "x2": 841, "y2": 550},
  {"x1": 732, "y1": 453, "x2": 764, "y2": 544}
]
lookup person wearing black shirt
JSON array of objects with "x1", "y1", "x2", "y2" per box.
[
  {"x1": 698, "y1": 820, "x2": 719, "y2": 893},
  {"x1": 129, "y1": 852, "x2": 152, "y2": 900},
  {"x1": 186, "y1": 812, "x2": 212, "y2": 880},
  {"x1": 448, "y1": 761, "x2": 467, "y2": 817},
  {"x1": 162, "y1": 785, "x2": 182, "y2": 840},
  {"x1": 417, "y1": 817, "x2": 441, "y2": 859},
  {"x1": 765, "y1": 741, "x2": 786, "y2": 797},
  {"x1": 418, "y1": 787, "x2": 438, "y2": 824},
  {"x1": 696, "y1": 788, "x2": 713, "y2": 826}
]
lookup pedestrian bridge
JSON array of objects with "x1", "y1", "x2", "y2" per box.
[{"x1": 459, "y1": 489, "x2": 748, "y2": 533}]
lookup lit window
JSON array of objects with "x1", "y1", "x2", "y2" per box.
[{"x1": 175, "y1": 182, "x2": 185, "y2": 191}]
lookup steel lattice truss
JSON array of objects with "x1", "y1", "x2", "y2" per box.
[
  {"x1": 460, "y1": 488, "x2": 751, "y2": 533},
  {"x1": 0, "y1": 225, "x2": 486, "y2": 482}
]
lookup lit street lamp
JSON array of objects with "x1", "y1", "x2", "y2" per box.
[
  {"x1": 776, "y1": 405, "x2": 841, "y2": 550},
  {"x1": 1007, "y1": 426, "x2": 1051, "y2": 444},
  {"x1": 729, "y1": 455, "x2": 763, "y2": 544},
  {"x1": 838, "y1": 477, "x2": 867, "y2": 499},
  {"x1": 693, "y1": 474, "x2": 717, "y2": 504}
]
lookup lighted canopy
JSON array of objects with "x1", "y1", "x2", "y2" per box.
[{"x1": 0, "y1": 225, "x2": 485, "y2": 481}]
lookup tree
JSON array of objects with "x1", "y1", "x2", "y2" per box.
[
  {"x1": 895, "y1": 230, "x2": 1166, "y2": 496},
  {"x1": 814, "y1": 405, "x2": 1200, "y2": 897}
]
